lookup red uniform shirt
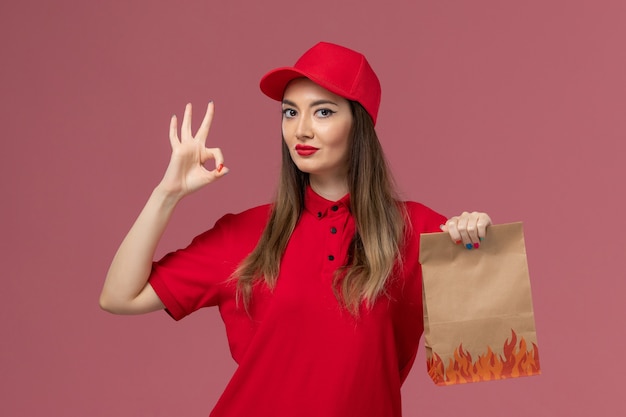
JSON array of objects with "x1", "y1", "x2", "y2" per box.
[{"x1": 149, "y1": 186, "x2": 446, "y2": 417}]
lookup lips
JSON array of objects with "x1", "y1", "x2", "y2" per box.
[{"x1": 295, "y1": 144, "x2": 319, "y2": 156}]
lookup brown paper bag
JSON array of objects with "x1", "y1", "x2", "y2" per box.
[{"x1": 419, "y1": 222, "x2": 540, "y2": 386}]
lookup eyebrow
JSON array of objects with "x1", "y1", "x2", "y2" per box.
[{"x1": 281, "y1": 99, "x2": 340, "y2": 108}]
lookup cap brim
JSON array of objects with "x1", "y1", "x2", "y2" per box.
[
  {"x1": 260, "y1": 67, "x2": 358, "y2": 103},
  {"x1": 259, "y1": 67, "x2": 310, "y2": 101}
]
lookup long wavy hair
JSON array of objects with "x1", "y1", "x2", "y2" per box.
[{"x1": 233, "y1": 101, "x2": 406, "y2": 315}]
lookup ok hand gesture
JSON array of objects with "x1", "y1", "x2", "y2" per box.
[{"x1": 159, "y1": 102, "x2": 228, "y2": 199}]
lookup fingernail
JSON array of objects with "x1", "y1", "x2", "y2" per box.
[
  {"x1": 217, "y1": 164, "x2": 224, "y2": 173},
  {"x1": 479, "y1": 237, "x2": 484, "y2": 242},
  {"x1": 473, "y1": 242, "x2": 480, "y2": 249},
  {"x1": 465, "y1": 243, "x2": 473, "y2": 250},
  {"x1": 455, "y1": 240, "x2": 462, "y2": 245}
]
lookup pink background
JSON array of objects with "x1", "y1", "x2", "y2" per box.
[{"x1": 1, "y1": 0, "x2": 624, "y2": 416}]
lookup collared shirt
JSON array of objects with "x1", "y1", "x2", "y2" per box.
[{"x1": 149, "y1": 186, "x2": 446, "y2": 417}]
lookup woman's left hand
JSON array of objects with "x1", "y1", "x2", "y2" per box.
[{"x1": 440, "y1": 212, "x2": 492, "y2": 249}]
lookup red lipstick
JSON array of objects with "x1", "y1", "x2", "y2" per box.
[{"x1": 295, "y1": 144, "x2": 319, "y2": 156}]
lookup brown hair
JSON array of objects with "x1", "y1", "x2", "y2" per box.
[{"x1": 233, "y1": 102, "x2": 406, "y2": 315}]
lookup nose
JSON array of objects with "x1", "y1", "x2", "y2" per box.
[{"x1": 295, "y1": 114, "x2": 313, "y2": 140}]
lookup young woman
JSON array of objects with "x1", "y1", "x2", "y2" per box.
[{"x1": 100, "y1": 42, "x2": 492, "y2": 417}]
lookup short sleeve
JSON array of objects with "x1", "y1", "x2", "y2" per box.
[
  {"x1": 148, "y1": 205, "x2": 270, "y2": 321},
  {"x1": 404, "y1": 201, "x2": 447, "y2": 236}
]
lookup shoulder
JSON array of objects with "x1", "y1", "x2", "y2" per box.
[
  {"x1": 215, "y1": 204, "x2": 272, "y2": 230},
  {"x1": 401, "y1": 201, "x2": 447, "y2": 234},
  {"x1": 190, "y1": 203, "x2": 272, "y2": 248}
]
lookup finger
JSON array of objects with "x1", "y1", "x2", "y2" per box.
[
  {"x1": 181, "y1": 103, "x2": 193, "y2": 140},
  {"x1": 196, "y1": 101, "x2": 214, "y2": 145},
  {"x1": 201, "y1": 147, "x2": 228, "y2": 176},
  {"x1": 456, "y1": 212, "x2": 472, "y2": 249},
  {"x1": 444, "y1": 217, "x2": 463, "y2": 245},
  {"x1": 169, "y1": 115, "x2": 179, "y2": 148},
  {"x1": 465, "y1": 212, "x2": 481, "y2": 247},
  {"x1": 476, "y1": 213, "x2": 492, "y2": 240}
]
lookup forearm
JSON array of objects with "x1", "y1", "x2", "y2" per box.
[{"x1": 99, "y1": 185, "x2": 180, "y2": 313}]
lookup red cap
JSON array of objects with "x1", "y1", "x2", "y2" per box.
[{"x1": 260, "y1": 42, "x2": 381, "y2": 125}]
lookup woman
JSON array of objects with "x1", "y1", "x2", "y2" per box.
[{"x1": 100, "y1": 42, "x2": 491, "y2": 417}]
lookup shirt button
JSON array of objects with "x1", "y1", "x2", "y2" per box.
[
  {"x1": 317, "y1": 211, "x2": 322, "y2": 218},
  {"x1": 328, "y1": 255, "x2": 335, "y2": 261},
  {"x1": 330, "y1": 227, "x2": 337, "y2": 234},
  {"x1": 331, "y1": 205, "x2": 339, "y2": 211}
]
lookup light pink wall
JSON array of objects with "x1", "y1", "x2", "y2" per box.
[{"x1": 1, "y1": 0, "x2": 624, "y2": 416}]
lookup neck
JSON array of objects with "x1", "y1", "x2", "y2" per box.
[{"x1": 309, "y1": 174, "x2": 349, "y2": 201}]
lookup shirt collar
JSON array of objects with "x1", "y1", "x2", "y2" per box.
[{"x1": 304, "y1": 185, "x2": 351, "y2": 219}]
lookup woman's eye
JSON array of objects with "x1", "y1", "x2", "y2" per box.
[
  {"x1": 282, "y1": 109, "x2": 297, "y2": 118},
  {"x1": 315, "y1": 108, "x2": 335, "y2": 118}
]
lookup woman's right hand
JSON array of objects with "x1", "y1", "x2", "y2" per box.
[
  {"x1": 100, "y1": 102, "x2": 228, "y2": 315},
  {"x1": 158, "y1": 102, "x2": 229, "y2": 199}
]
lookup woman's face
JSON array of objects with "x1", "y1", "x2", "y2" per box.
[{"x1": 282, "y1": 78, "x2": 353, "y2": 183}]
